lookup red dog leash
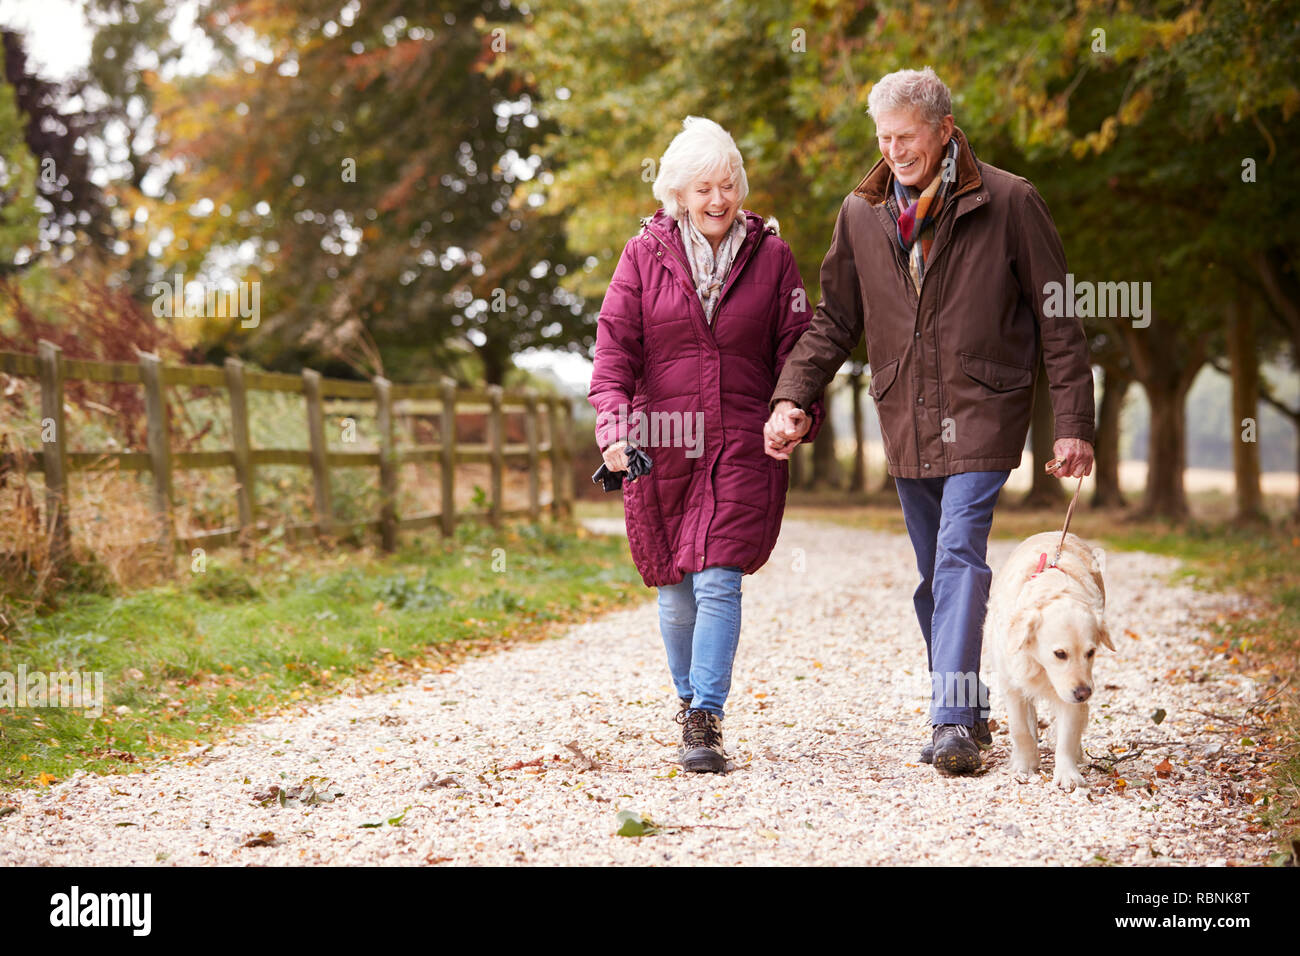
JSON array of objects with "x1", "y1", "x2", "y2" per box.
[{"x1": 1031, "y1": 463, "x2": 1085, "y2": 579}]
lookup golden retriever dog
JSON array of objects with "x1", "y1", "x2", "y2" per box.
[{"x1": 985, "y1": 531, "x2": 1113, "y2": 791}]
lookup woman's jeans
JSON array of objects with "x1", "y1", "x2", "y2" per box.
[{"x1": 656, "y1": 566, "x2": 743, "y2": 719}]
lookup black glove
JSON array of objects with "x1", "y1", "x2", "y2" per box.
[{"x1": 592, "y1": 445, "x2": 653, "y2": 492}]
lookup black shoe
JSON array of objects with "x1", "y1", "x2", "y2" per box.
[
  {"x1": 921, "y1": 718, "x2": 992, "y2": 764},
  {"x1": 675, "y1": 708, "x2": 726, "y2": 773},
  {"x1": 931, "y1": 723, "x2": 983, "y2": 775}
]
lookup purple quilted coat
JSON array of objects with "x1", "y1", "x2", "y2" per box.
[{"x1": 588, "y1": 208, "x2": 825, "y2": 588}]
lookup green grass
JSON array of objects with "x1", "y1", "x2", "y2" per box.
[{"x1": 0, "y1": 519, "x2": 644, "y2": 791}]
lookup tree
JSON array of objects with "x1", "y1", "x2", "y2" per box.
[
  {"x1": 0, "y1": 29, "x2": 113, "y2": 274},
  {"x1": 149, "y1": 0, "x2": 587, "y2": 384}
]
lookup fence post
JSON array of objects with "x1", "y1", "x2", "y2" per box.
[
  {"x1": 223, "y1": 357, "x2": 255, "y2": 538},
  {"x1": 524, "y1": 390, "x2": 540, "y2": 522},
  {"x1": 488, "y1": 384, "x2": 503, "y2": 526},
  {"x1": 548, "y1": 398, "x2": 563, "y2": 520},
  {"x1": 557, "y1": 397, "x2": 574, "y2": 518},
  {"x1": 138, "y1": 351, "x2": 174, "y2": 555},
  {"x1": 302, "y1": 369, "x2": 333, "y2": 538},
  {"x1": 37, "y1": 339, "x2": 71, "y2": 564},
  {"x1": 440, "y1": 376, "x2": 456, "y2": 537},
  {"x1": 375, "y1": 376, "x2": 397, "y2": 552}
]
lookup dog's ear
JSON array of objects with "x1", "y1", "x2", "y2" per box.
[
  {"x1": 1008, "y1": 605, "x2": 1041, "y2": 654},
  {"x1": 1095, "y1": 610, "x2": 1115, "y2": 652},
  {"x1": 1089, "y1": 547, "x2": 1107, "y2": 598}
]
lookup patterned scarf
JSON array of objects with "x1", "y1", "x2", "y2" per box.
[
  {"x1": 678, "y1": 212, "x2": 747, "y2": 324},
  {"x1": 889, "y1": 136, "x2": 959, "y2": 294}
]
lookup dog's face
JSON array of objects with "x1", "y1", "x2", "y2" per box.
[{"x1": 1009, "y1": 596, "x2": 1114, "y2": 702}]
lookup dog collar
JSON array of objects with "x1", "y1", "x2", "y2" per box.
[{"x1": 1030, "y1": 552, "x2": 1064, "y2": 579}]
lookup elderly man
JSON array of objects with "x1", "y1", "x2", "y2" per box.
[{"x1": 764, "y1": 67, "x2": 1095, "y2": 776}]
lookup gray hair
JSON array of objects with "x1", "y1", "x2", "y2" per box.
[
  {"x1": 652, "y1": 116, "x2": 749, "y2": 220},
  {"x1": 866, "y1": 67, "x2": 953, "y2": 128}
]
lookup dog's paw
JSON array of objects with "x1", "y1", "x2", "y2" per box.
[
  {"x1": 1010, "y1": 752, "x2": 1040, "y2": 782},
  {"x1": 1053, "y1": 764, "x2": 1087, "y2": 791}
]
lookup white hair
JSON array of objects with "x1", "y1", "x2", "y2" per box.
[
  {"x1": 867, "y1": 66, "x2": 953, "y2": 128},
  {"x1": 652, "y1": 116, "x2": 749, "y2": 220}
]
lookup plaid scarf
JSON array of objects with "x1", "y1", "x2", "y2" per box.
[
  {"x1": 889, "y1": 136, "x2": 959, "y2": 294},
  {"x1": 678, "y1": 212, "x2": 747, "y2": 324}
]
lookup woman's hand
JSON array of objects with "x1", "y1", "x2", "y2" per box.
[
  {"x1": 764, "y1": 401, "x2": 810, "y2": 460},
  {"x1": 602, "y1": 440, "x2": 631, "y2": 472}
]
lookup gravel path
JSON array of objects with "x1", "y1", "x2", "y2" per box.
[{"x1": 0, "y1": 520, "x2": 1279, "y2": 866}]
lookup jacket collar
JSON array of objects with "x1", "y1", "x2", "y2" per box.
[
  {"x1": 852, "y1": 124, "x2": 983, "y2": 206},
  {"x1": 640, "y1": 207, "x2": 768, "y2": 261}
]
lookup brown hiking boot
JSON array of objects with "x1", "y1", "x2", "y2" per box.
[{"x1": 675, "y1": 708, "x2": 726, "y2": 773}]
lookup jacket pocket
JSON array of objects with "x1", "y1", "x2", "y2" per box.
[
  {"x1": 960, "y1": 352, "x2": 1033, "y2": 392},
  {"x1": 868, "y1": 358, "x2": 901, "y2": 401}
]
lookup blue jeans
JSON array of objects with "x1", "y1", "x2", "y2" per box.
[
  {"x1": 894, "y1": 471, "x2": 1010, "y2": 727},
  {"x1": 656, "y1": 566, "x2": 743, "y2": 719}
]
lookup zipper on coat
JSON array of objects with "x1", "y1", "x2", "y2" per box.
[
  {"x1": 644, "y1": 221, "x2": 767, "y2": 569},
  {"x1": 645, "y1": 225, "x2": 766, "y2": 335},
  {"x1": 912, "y1": 195, "x2": 984, "y2": 473},
  {"x1": 646, "y1": 230, "x2": 712, "y2": 332}
]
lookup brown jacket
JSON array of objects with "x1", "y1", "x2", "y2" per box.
[{"x1": 772, "y1": 126, "x2": 1095, "y2": 478}]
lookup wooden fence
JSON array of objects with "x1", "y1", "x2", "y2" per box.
[{"x1": 0, "y1": 340, "x2": 575, "y2": 563}]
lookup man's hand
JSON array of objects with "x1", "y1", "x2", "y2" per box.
[
  {"x1": 1047, "y1": 437, "x2": 1094, "y2": 478},
  {"x1": 601, "y1": 440, "x2": 630, "y2": 472},
  {"x1": 764, "y1": 400, "x2": 810, "y2": 460}
]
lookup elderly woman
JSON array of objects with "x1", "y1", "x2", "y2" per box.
[{"x1": 588, "y1": 116, "x2": 823, "y2": 773}]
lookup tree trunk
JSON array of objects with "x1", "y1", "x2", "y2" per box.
[
  {"x1": 1120, "y1": 317, "x2": 1208, "y2": 522},
  {"x1": 809, "y1": 385, "x2": 841, "y2": 490},
  {"x1": 849, "y1": 364, "x2": 866, "y2": 492},
  {"x1": 1227, "y1": 300, "x2": 1264, "y2": 523},
  {"x1": 1249, "y1": 251, "x2": 1300, "y2": 518},
  {"x1": 1020, "y1": 355, "x2": 1067, "y2": 508},
  {"x1": 478, "y1": 346, "x2": 508, "y2": 386},
  {"x1": 1141, "y1": 379, "x2": 1192, "y2": 520},
  {"x1": 1091, "y1": 365, "x2": 1129, "y2": 508}
]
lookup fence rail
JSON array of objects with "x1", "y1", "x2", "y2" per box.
[{"x1": 0, "y1": 340, "x2": 575, "y2": 563}]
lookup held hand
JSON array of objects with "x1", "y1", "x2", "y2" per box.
[
  {"x1": 1046, "y1": 437, "x2": 1094, "y2": 479},
  {"x1": 602, "y1": 440, "x2": 631, "y2": 472},
  {"x1": 764, "y1": 401, "x2": 810, "y2": 460}
]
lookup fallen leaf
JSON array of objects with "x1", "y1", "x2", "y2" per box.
[
  {"x1": 1154, "y1": 758, "x2": 1173, "y2": 777},
  {"x1": 615, "y1": 809, "x2": 657, "y2": 837},
  {"x1": 501, "y1": 758, "x2": 545, "y2": 772},
  {"x1": 564, "y1": 741, "x2": 599, "y2": 771}
]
